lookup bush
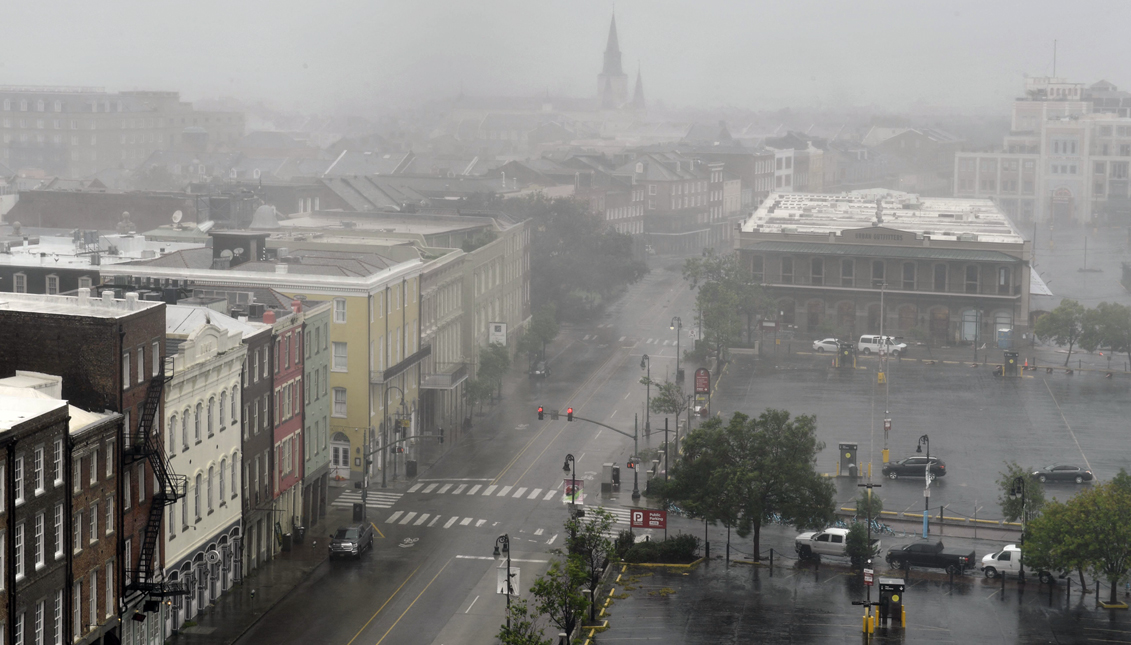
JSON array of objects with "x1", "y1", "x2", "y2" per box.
[
  {"x1": 621, "y1": 534, "x2": 699, "y2": 564},
  {"x1": 614, "y1": 530, "x2": 636, "y2": 560}
]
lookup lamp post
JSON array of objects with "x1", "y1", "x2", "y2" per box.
[
  {"x1": 670, "y1": 317, "x2": 683, "y2": 382},
  {"x1": 1010, "y1": 476, "x2": 1027, "y2": 583},
  {"x1": 493, "y1": 534, "x2": 513, "y2": 631},
  {"x1": 640, "y1": 354, "x2": 651, "y2": 437},
  {"x1": 381, "y1": 384, "x2": 406, "y2": 489},
  {"x1": 916, "y1": 434, "x2": 931, "y2": 539},
  {"x1": 632, "y1": 414, "x2": 641, "y2": 501}
]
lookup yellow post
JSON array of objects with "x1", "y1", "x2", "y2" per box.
[
  {"x1": 862, "y1": 611, "x2": 869, "y2": 634},
  {"x1": 868, "y1": 462, "x2": 872, "y2": 478},
  {"x1": 872, "y1": 612, "x2": 878, "y2": 631},
  {"x1": 836, "y1": 462, "x2": 840, "y2": 477},
  {"x1": 901, "y1": 607, "x2": 906, "y2": 627},
  {"x1": 882, "y1": 448, "x2": 889, "y2": 464}
]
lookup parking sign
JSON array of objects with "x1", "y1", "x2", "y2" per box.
[{"x1": 630, "y1": 509, "x2": 667, "y2": 530}]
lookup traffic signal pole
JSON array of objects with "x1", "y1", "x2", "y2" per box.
[{"x1": 538, "y1": 407, "x2": 641, "y2": 501}]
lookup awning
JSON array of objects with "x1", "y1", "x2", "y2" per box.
[{"x1": 1029, "y1": 266, "x2": 1053, "y2": 296}]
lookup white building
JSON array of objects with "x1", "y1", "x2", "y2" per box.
[{"x1": 161, "y1": 306, "x2": 252, "y2": 633}]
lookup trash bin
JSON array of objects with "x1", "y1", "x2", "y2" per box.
[
  {"x1": 281, "y1": 533, "x2": 293, "y2": 552},
  {"x1": 612, "y1": 465, "x2": 621, "y2": 486},
  {"x1": 406, "y1": 460, "x2": 418, "y2": 479},
  {"x1": 352, "y1": 503, "x2": 365, "y2": 522}
]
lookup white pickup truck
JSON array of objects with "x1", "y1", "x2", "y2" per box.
[{"x1": 795, "y1": 527, "x2": 881, "y2": 561}]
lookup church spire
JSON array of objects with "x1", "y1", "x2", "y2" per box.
[
  {"x1": 632, "y1": 66, "x2": 646, "y2": 111},
  {"x1": 602, "y1": 14, "x2": 623, "y2": 76}
]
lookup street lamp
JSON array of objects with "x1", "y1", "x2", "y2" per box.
[
  {"x1": 1010, "y1": 476, "x2": 1027, "y2": 583},
  {"x1": 670, "y1": 316, "x2": 683, "y2": 383},
  {"x1": 915, "y1": 434, "x2": 931, "y2": 539},
  {"x1": 640, "y1": 354, "x2": 651, "y2": 436},
  {"x1": 493, "y1": 534, "x2": 513, "y2": 631}
]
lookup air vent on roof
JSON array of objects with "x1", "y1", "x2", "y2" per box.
[
  {"x1": 341, "y1": 221, "x2": 357, "y2": 229},
  {"x1": 958, "y1": 234, "x2": 978, "y2": 242}
]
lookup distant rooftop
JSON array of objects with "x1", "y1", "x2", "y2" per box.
[
  {"x1": 0, "y1": 288, "x2": 163, "y2": 318},
  {"x1": 741, "y1": 190, "x2": 1024, "y2": 245},
  {"x1": 0, "y1": 231, "x2": 204, "y2": 270}
]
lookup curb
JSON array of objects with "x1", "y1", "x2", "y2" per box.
[{"x1": 623, "y1": 557, "x2": 704, "y2": 570}]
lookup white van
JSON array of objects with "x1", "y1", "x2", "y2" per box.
[{"x1": 857, "y1": 335, "x2": 907, "y2": 356}]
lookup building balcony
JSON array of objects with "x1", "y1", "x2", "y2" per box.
[
  {"x1": 370, "y1": 344, "x2": 432, "y2": 384},
  {"x1": 421, "y1": 362, "x2": 469, "y2": 390}
]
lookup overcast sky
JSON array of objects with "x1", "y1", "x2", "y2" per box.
[{"x1": 1, "y1": 0, "x2": 1127, "y2": 116}]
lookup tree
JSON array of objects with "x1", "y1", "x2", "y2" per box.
[
  {"x1": 477, "y1": 342, "x2": 511, "y2": 398},
  {"x1": 854, "y1": 490, "x2": 884, "y2": 519},
  {"x1": 463, "y1": 378, "x2": 491, "y2": 414},
  {"x1": 563, "y1": 507, "x2": 615, "y2": 623},
  {"x1": 845, "y1": 522, "x2": 880, "y2": 570},
  {"x1": 656, "y1": 410, "x2": 835, "y2": 560},
  {"x1": 530, "y1": 557, "x2": 588, "y2": 638},
  {"x1": 497, "y1": 598, "x2": 552, "y2": 645},
  {"x1": 1034, "y1": 299, "x2": 1087, "y2": 366},
  {"x1": 517, "y1": 304, "x2": 560, "y2": 361},
  {"x1": 648, "y1": 379, "x2": 689, "y2": 426},
  {"x1": 1080, "y1": 302, "x2": 1131, "y2": 368},
  {"x1": 1023, "y1": 497, "x2": 1089, "y2": 589},
  {"x1": 682, "y1": 250, "x2": 772, "y2": 357},
  {"x1": 996, "y1": 461, "x2": 1045, "y2": 523}
]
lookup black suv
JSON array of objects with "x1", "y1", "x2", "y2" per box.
[
  {"x1": 329, "y1": 523, "x2": 374, "y2": 559},
  {"x1": 882, "y1": 456, "x2": 946, "y2": 480}
]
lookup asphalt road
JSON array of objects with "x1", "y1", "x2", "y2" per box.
[{"x1": 235, "y1": 257, "x2": 701, "y2": 645}]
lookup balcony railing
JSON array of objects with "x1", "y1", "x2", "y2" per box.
[
  {"x1": 370, "y1": 344, "x2": 432, "y2": 384},
  {"x1": 421, "y1": 363, "x2": 469, "y2": 390}
]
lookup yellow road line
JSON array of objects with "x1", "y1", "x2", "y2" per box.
[
  {"x1": 374, "y1": 558, "x2": 452, "y2": 645},
  {"x1": 343, "y1": 564, "x2": 421, "y2": 645},
  {"x1": 371, "y1": 522, "x2": 385, "y2": 539}
]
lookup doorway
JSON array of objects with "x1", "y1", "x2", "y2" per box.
[{"x1": 331, "y1": 433, "x2": 351, "y2": 480}]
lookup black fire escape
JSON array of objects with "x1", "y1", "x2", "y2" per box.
[{"x1": 124, "y1": 361, "x2": 187, "y2": 597}]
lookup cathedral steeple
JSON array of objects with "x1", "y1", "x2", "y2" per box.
[
  {"x1": 603, "y1": 15, "x2": 623, "y2": 76},
  {"x1": 632, "y1": 66, "x2": 646, "y2": 112}
]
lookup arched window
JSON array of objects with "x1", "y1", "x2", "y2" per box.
[
  {"x1": 230, "y1": 455, "x2": 238, "y2": 497},
  {"x1": 207, "y1": 397, "x2": 215, "y2": 435},
  {"x1": 195, "y1": 403, "x2": 202, "y2": 442},
  {"x1": 194, "y1": 474, "x2": 202, "y2": 519},
  {"x1": 182, "y1": 410, "x2": 190, "y2": 451},
  {"x1": 207, "y1": 467, "x2": 214, "y2": 511},
  {"x1": 219, "y1": 392, "x2": 227, "y2": 429},
  {"x1": 169, "y1": 415, "x2": 178, "y2": 453},
  {"x1": 219, "y1": 458, "x2": 227, "y2": 500},
  {"x1": 231, "y1": 386, "x2": 238, "y2": 423}
]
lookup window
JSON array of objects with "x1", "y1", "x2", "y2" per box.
[
  {"x1": 933, "y1": 264, "x2": 947, "y2": 291},
  {"x1": 89, "y1": 449, "x2": 97, "y2": 484},
  {"x1": 323, "y1": 366, "x2": 328, "y2": 396},
  {"x1": 73, "y1": 510, "x2": 82, "y2": 554},
  {"x1": 231, "y1": 456, "x2": 238, "y2": 499},
  {"x1": 333, "y1": 388, "x2": 347, "y2": 417},
  {"x1": 34, "y1": 602, "x2": 42, "y2": 645},
  {"x1": 122, "y1": 468, "x2": 130, "y2": 511},
  {"x1": 841, "y1": 260, "x2": 854, "y2": 287},
  {"x1": 195, "y1": 402, "x2": 203, "y2": 442},
  {"x1": 263, "y1": 346, "x2": 269, "y2": 377},
  {"x1": 53, "y1": 504, "x2": 63, "y2": 560},
  {"x1": 169, "y1": 415, "x2": 177, "y2": 453},
  {"x1": 14, "y1": 272, "x2": 27, "y2": 293},
  {"x1": 231, "y1": 386, "x2": 238, "y2": 423},
  {"x1": 136, "y1": 463, "x2": 144, "y2": 502},
  {"x1": 207, "y1": 466, "x2": 214, "y2": 512},
  {"x1": 780, "y1": 257, "x2": 793, "y2": 284},
  {"x1": 122, "y1": 353, "x2": 130, "y2": 389},
  {"x1": 52, "y1": 440, "x2": 62, "y2": 487},
  {"x1": 46, "y1": 275, "x2": 59, "y2": 295},
  {"x1": 997, "y1": 267, "x2": 1011, "y2": 294},
  {"x1": 34, "y1": 513, "x2": 43, "y2": 569},
  {"x1": 89, "y1": 570, "x2": 97, "y2": 630},
  {"x1": 54, "y1": 590, "x2": 63, "y2": 645},
  {"x1": 305, "y1": 330, "x2": 311, "y2": 359},
  {"x1": 33, "y1": 447, "x2": 43, "y2": 494},
  {"x1": 220, "y1": 458, "x2": 226, "y2": 501},
  {"x1": 15, "y1": 456, "x2": 23, "y2": 506},
  {"x1": 334, "y1": 298, "x2": 347, "y2": 323},
  {"x1": 284, "y1": 335, "x2": 290, "y2": 368},
  {"x1": 332, "y1": 342, "x2": 348, "y2": 371},
  {"x1": 105, "y1": 498, "x2": 113, "y2": 535},
  {"x1": 902, "y1": 263, "x2": 916, "y2": 290},
  {"x1": 194, "y1": 474, "x2": 202, "y2": 520},
  {"x1": 0, "y1": 531, "x2": 4, "y2": 591},
  {"x1": 965, "y1": 265, "x2": 979, "y2": 293},
  {"x1": 15, "y1": 523, "x2": 24, "y2": 580},
  {"x1": 253, "y1": 351, "x2": 259, "y2": 383},
  {"x1": 305, "y1": 378, "x2": 311, "y2": 405},
  {"x1": 871, "y1": 260, "x2": 885, "y2": 287},
  {"x1": 207, "y1": 397, "x2": 215, "y2": 435},
  {"x1": 89, "y1": 503, "x2": 97, "y2": 544},
  {"x1": 810, "y1": 258, "x2": 823, "y2": 286},
  {"x1": 104, "y1": 562, "x2": 113, "y2": 618},
  {"x1": 181, "y1": 411, "x2": 189, "y2": 451},
  {"x1": 73, "y1": 582, "x2": 80, "y2": 638},
  {"x1": 151, "y1": 340, "x2": 160, "y2": 377},
  {"x1": 1112, "y1": 162, "x2": 1129, "y2": 179}
]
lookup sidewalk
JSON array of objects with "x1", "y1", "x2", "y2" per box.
[{"x1": 168, "y1": 502, "x2": 351, "y2": 645}]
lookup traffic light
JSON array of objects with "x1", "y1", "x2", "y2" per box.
[
  {"x1": 566, "y1": 407, "x2": 573, "y2": 422},
  {"x1": 627, "y1": 461, "x2": 635, "y2": 470},
  {"x1": 537, "y1": 406, "x2": 544, "y2": 420}
]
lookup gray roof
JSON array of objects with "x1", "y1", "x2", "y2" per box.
[
  {"x1": 165, "y1": 304, "x2": 269, "y2": 338},
  {"x1": 744, "y1": 241, "x2": 1020, "y2": 263}
]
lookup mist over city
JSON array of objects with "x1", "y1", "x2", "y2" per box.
[{"x1": 0, "y1": 3, "x2": 1130, "y2": 645}]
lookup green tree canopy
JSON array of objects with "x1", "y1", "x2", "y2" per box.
[
  {"x1": 517, "y1": 304, "x2": 560, "y2": 360},
  {"x1": 654, "y1": 409, "x2": 835, "y2": 559},
  {"x1": 530, "y1": 557, "x2": 588, "y2": 637},
  {"x1": 648, "y1": 379, "x2": 689, "y2": 421},
  {"x1": 1080, "y1": 301, "x2": 1131, "y2": 367},
  {"x1": 477, "y1": 342, "x2": 511, "y2": 397},
  {"x1": 682, "y1": 250, "x2": 772, "y2": 357},
  {"x1": 996, "y1": 461, "x2": 1045, "y2": 523},
  {"x1": 563, "y1": 507, "x2": 615, "y2": 623},
  {"x1": 497, "y1": 598, "x2": 552, "y2": 645},
  {"x1": 1034, "y1": 299, "x2": 1087, "y2": 366}
]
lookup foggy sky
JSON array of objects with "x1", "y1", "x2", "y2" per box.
[{"x1": 1, "y1": 0, "x2": 1128, "y2": 115}]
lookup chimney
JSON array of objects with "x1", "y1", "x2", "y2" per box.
[
  {"x1": 78, "y1": 287, "x2": 90, "y2": 305},
  {"x1": 125, "y1": 292, "x2": 139, "y2": 310},
  {"x1": 263, "y1": 310, "x2": 276, "y2": 324},
  {"x1": 291, "y1": 299, "x2": 303, "y2": 314},
  {"x1": 101, "y1": 290, "x2": 115, "y2": 306}
]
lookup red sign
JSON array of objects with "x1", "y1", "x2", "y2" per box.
[
  {"x1": 694, "y1": 368, "x2": 710, "y2": 395},
  {"x1": 630, "y1": 509, "x2": 667, "y2": 530},
  {"x1": 864, "y1": 568, "x2": 874, "y2": 586}
]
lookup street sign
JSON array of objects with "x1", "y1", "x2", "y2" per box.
[
  {"x1": 864, "y1": 568, "x2": 874, "y2": 586},
  {"x1": 694, "y1": 368, "x2": 710, "y2": 395},
  {"x1": 630, "y1": 509, "x2": 667, "y2": 530},
  {"x1": 496, "y1": 566, "x2": 519, "y2": 595},
  {"x1": 761, "y1": 320, "x2": 777, "y2": 330}
]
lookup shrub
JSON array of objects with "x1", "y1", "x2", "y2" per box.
[
  {"x1": 614, "y1": 530, "x2": 636, "y2": 560},
  {"x1": 621, "y1": 534, "x2": 699, "y2": 564}
]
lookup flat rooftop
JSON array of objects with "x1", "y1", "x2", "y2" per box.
[
  {"x1": 0, "y1": 395, "x2": 66, "y2": 432},
  {"x1": 0, "y1": 289, "x2": 163, "y2": 318},
  {"x1": 279, "y1": 212, "x2": 500, "y2": 236},
  {"x1": 0, "y1": 231, "x2": 204, "y2": 270},
  {"x1": 741, "y1": 190, "x2": 1024, "y2": 245}
]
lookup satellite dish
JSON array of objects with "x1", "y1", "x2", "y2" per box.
[
  {"x1": 220, "y1": 249, "x2": 233, "y2": 259},
  {"x1": 172, "y1": 210, "x2": 183, "y2": 224}
]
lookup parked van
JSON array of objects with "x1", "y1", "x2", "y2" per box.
[{"x1": 857, "y1": 335, "x2": 907, "y2": 356}]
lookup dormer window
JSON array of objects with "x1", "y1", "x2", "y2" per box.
[{"x1": 635, "y1": 162, "x2": 643, "y2": 173}]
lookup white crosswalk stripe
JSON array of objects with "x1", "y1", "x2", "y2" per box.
[
  {"x1": 444, "y1": 516, "x2": 458, "y2": 529},
  {"x1": 453, "y1": 484, "x2": 467, "y2": 494},
  {"x1": 399, "y1": 512, "x2": 417, "y2": 525},
  {"x1": 413, "y1": 513, "x2": 430, "y2": 526},
  {"x1": 386, "y1": 511, "x2": 404, "y2": 524},
  {"x1": 483, "y1": 485, "x2": 497, "y2": 496},
  {"x1": 619, "y1": 336, "x2": 626, "y2": 342},
  {"x1": 513, "y1": 487, "x2": 527, "y2": 498},
  {"x1": 423, "y1": 483, "x2": 438, "y2": 493},
  {"x1": 543, "y1": 490, "x2": 557, "y2": 501},
  {"x1": 460, "y1": 517, "x2": 473, "y2": 526},
  {"x1": 476, "y1": 519, "x2": 486, "y2": 527},
  {"x1": 438, "y1": 484, "x2": 452, "y2": 494},
  {"x1": 534, "y1": 528, "x2": 544, "y2": 536},
  {"x1": 330, "y1": 491, "x2": 403, "y2": 510},
  {"x1": 498, "y1": 486, "x2": 513, "y2": 497},
  {"x1": 408, "y1": 483, "x2": 423, "y2": 493},
  {"x1": 468, "y1": 485, "x2": 481, "y2": 495},
  {"x1": 528, "y1": 488, "x2": 542, "y2": 500},
  {"x1": 428, "y1": 515, "x2": 440, "y2": 527}
]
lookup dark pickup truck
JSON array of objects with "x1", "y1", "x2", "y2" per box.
[{"x1": 885, "y1": 541, "x2": 976, "y2": 574}]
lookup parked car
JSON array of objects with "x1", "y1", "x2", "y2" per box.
[
  {"x1": 980, "y1": 544, "x2": 1061, "y2": 583},
  {"x1": 795, "y1": 527, "x2": 880, "y2": 561},
  {"x1": 1032, "y1": 464, "x2": 1093, "y2": 484},
  {"x1": 882, "y1": 456, "x2": 946, "y2": 480},
  {"x1": 812, "y1": 338, "x2": 839, "y2": 353},
  {"x1": 329, "y1": 523, "x2": 374, "y2": 559},
  {"x1": 886, "y1": 541, "x2": 975, "y2": 574},
  {"x1": 857, "y1": 335, "x2": 907, "y2": 356},
  {"x1": 530, "y1": 361, "x2": 550, "y2": 378}
]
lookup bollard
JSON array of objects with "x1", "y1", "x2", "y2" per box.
[
  {"x1": 1066, "y1": 577, "x2": 1071, "y2": 605},
  {"x1": 769, "y1": 548, "x2": 774, "y2": 575},
  {"x1": 862, "y1": 612, "x2": 869, "y2": 634},
  {"x1": 901, "y1": 607, "x2": 906, "y2": 628},
  {"x1": 726, "y1": 542, "x2": 730, "y2": 566},
  {"x1": 1001, "y1": 568, "x2": 1005, "y2": 598},
  {"x1": 705, "y1": 541, "x2": 710, "y2": 560},
  {"x1": 1097, "y1": 580, "x2": 1101, "y2": 608}
]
